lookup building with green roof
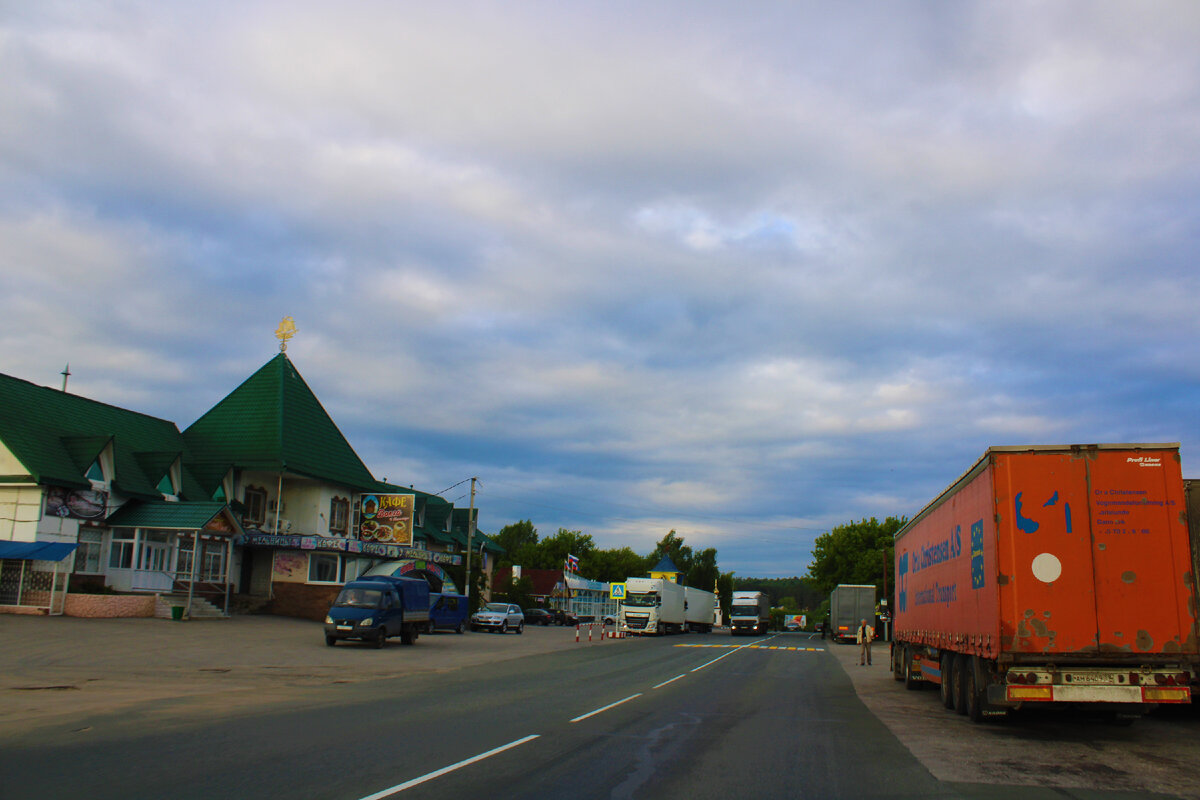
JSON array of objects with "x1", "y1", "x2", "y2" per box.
[{"x1": 0, "y1": 349, "x2": 502, "y2": 619}]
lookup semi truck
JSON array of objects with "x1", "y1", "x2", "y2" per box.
[
  {"x1": 684, "y1": 585, "x2": 716, "y2": 633},
  {"x1": 892, "y1": 444, "x2": 1198, "y2": 723},
  {"x1": 830, "y1": 584, "x2": 877, "y2": 643},
  {"x1": 729, "y1": 590, "x2": 770, "y2": 635},
  {"x1": 620, "y1": 577, "x2": 689, "y2": 635}
]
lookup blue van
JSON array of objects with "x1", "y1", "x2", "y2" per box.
[
  {"x1": 429, "y1": 592, "x2": 469, "y2": 634},
  {"x1": 323, "y1": 575, "x2": 431, "y2": 648}
]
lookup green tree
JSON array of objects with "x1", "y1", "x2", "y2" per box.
[
  {"x1": 686, "y1": 547, "x2": 719, "y2": 592},
  {"x1": 588, "y1": 547, "x2": 651, "y2": 584},
  {"x1": 807, "y1": 516, "x2": 906, "y2": 600},
  {"x1": 533, "y1": 528, "x2": 595, "y2": 571},
  {"x1": 717, "y1": 571, "x2": 735, "y2": 621},
  {"x1": 648, "y1": 530, "x2": 694, "y2": 581},
  {"x1": 494, "y1": 520, "x2": 539, "y2": 567}
]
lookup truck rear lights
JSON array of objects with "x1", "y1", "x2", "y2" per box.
[
  {"x1": 1153, "y1": 673, "x2": 1190, "y2": 686},
  {"x1": 1008, "y1": 672, "x2": 1040, "y2": 685}
]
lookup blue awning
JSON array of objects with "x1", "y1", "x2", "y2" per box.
[{"x1": 0, "y1": 541, "x2": 78, "y2": 562}]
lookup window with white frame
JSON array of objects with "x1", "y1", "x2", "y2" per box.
[
  {"x1": 201, "y1": 542, "x2": 225, "y2": 581},
  {"x1": 177, "y1": 538, "x2": 194, "y2": 577},
  {"x1": 329, "y1": 496, "x2": 349, "y2": 534},
  {"x1": 76, "y1": 530, "x2": 103, "y2": 573},
  {"x1": 308, "y1": 553, "x2": 343, "y2": 583},
  {"x1": 244, "y1": 486, "x2": 267, "y2": 525},
  {"x1": 108, "y1": 529, "x2": 135, "y2": 569}
]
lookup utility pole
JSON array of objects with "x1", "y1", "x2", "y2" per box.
[{"x1": 464, "y1": 477, "x2": 477, "y2": 604}]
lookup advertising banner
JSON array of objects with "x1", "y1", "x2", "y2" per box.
[
  {"x1": 359, "y1": 493, "x2": 414, "y2": 545},
  {"x1": 44, "y1": 486, "x2": 108, "y2": 520}
]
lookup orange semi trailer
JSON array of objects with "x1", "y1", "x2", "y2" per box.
[{"x1": 891, "y1": 444, "x2": 1198, "y2": 723}]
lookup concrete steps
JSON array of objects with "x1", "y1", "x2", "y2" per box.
[{"x1": 154, "y1": 594, "x2": 227, "y2": 619}]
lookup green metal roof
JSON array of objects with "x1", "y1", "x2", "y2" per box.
[
  {"x1": 106, "y1": 500, "x2": 240, "y2": 532},
  {"x1": 183, "y1": 354, "x2": 378, "y2": 493},
  {"x1": 0, "y1": 372, "x2": 202, "y2": 499}
]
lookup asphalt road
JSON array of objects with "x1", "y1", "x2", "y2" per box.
[{"x1": 2, "y1": 622, "x2": 1197, "y2": 799}]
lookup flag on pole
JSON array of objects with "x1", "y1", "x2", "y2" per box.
[{"x1": 566, "y1": 553, "x2": 580, "y2": 573}]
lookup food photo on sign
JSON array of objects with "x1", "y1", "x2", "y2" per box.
[{"x1": 359, "y1": 494, "x2": 414, "y2": 545}]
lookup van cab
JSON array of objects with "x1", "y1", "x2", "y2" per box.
[
  {"x1": 324, "y1": 576, "x2": 430, "y2": 648},
  {"x1": 429, "y1": 592, "x2": 469, "y2": 634}
]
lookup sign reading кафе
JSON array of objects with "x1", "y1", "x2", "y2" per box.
[{"x1": 359, "y1": 493, "x2": 414, "y2": 545}]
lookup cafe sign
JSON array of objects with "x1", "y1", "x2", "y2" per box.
[{"x1": 359, "y1": 493, "x2": 414, "y2": 546}]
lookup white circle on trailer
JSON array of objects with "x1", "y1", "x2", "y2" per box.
[{"x1": 1031, "y1": 552, "x2": 1062, "y2": 583}]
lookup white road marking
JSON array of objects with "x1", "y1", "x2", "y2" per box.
[
  {"x1": 570, "y1": 693, "x2": 644, "y2": 723},
  {"x1": 356, "y1": 734, "x2": 540, "y2": 799},
  {"x1": 652, "y1": 674, "x2": 687, "y2": 689}
]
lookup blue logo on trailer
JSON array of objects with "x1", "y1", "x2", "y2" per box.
[{"x1": 970, "y1": 520, "x2": 985, "y2": 589}]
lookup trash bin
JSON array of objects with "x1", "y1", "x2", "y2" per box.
[{"x1": 171, "y1": 606, "x2": 184, "y2": 620}]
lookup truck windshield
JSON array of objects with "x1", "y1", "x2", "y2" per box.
[
  {"x1": 624, "y1": 593, "x2": 659, "y2": 607},
  {"x1": 731, "y1": 604, "x2": 758, "y2": 615},
  {"x1": 334, "y1": 588, "x2": 383, "y2": 608}
]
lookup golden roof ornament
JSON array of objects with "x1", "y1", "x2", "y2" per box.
[{"x1": 275, "y1": 316, "x2": 297, "y2": 352}]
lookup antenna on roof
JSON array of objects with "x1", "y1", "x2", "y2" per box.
[{"x1": 60, "y1": 363, "x2": 71, "y2": 392}]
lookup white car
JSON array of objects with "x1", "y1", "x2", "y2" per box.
[{"x1": 471, "y1": 602, "x2": 525, "y2": 634}]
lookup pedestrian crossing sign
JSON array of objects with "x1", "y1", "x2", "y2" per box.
[{"x1": 610, "y1": 582, "x2": 626, "y2": 600}]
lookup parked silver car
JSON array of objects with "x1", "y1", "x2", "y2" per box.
[{"x1": 471, "y1": 602, "x2": 525, "y2": 634}]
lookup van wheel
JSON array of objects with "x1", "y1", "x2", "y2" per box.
[
  {"x1": 374, "y1": 630, "x2": 386, "y2": 649},
  {"x1": 325, "y1": 635, "x2": 336, "y2": 647},
  {"x1": 940, "y1": 653, "x2": 955, "y2": 709},
  {"x1": 456, "y1": 620, "x2": 466, "y2": 634}
]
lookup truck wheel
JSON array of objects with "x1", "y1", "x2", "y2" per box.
[
  {"x1": 456, "y1": 620, "x2": 466, "y2": 634},
  {"x1": 940, "y1": 652, "x2": 955, "y2": 709},
  {"x1": 952, "y1": 655, "x2": 969, "y2": 715},
  {"x1": 966, "y1": 659, "x2": 984, "y2": 723},
  {"x1": 325, "y1": 635, "x2": 337, "y2": 647},
  {"x1": 374, "y1": 629, "x2": 386, "y2": 649},
  {"x1": 903, "y1": 647, "x2": 921, "y2": 690},
  {"x1": 891, "y1": 645, "x2": 903, "y2": 681},
  {"x1": 400, "y1": 625, "x2": 415, "y2": 645}
]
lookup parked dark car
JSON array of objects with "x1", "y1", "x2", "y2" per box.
[
  {"x1": 551, "y1": 609, "x2": 579, "y2": 626},
  {"x1": 524, "y1": 608, "x2": 555, "y2": 625}
]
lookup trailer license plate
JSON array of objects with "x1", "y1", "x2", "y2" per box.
[{"x1": 1066, "y1": 673, "x2": 1113, "y2": 684}]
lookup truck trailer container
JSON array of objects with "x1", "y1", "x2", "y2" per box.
[
  {"x1": 830, "y1": 584, "x2": 877, "y2": 643},
  {"x1": 892, "y1": 444, "x2": 1197, "y2": 723},
  {"x1": 684, "y1": 585, "x2": 716, "y2": 633},
  {"x1": 729, "y1": 590, "x2": 770, "y2": 635},
  {"x1": 620, "y1": 577, "x2": 686, "y2": 635}
]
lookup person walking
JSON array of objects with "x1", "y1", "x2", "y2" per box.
[{"x1": 857, "y1": 618, "x2": 873, "y2": 665}]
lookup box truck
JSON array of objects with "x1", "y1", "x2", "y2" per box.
[
  {"x1": 892, "y1": 444, "x2": 1198, "y2": 723},
  {"x1": 729, "y1": 590, "x2": 770, "y2": 635},
  {"x1": 830, "y1": 584, "x2": 877, "y2": 643},
  {"x1": 684, "y1": 585, "x2": 716, "y2": 633},
  {"x1": 620, "y1": 577, "x2": 686, "y2": 635}
]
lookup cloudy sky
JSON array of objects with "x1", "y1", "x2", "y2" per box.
[{"x1": 3, "y1": 2, "x2": 1199, "y2": 577}]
